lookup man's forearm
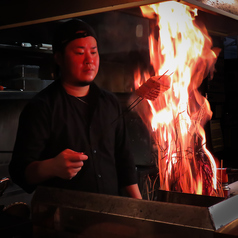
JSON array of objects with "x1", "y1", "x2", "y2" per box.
[
  {"x1": 125, "y1": 184, "x2": 142, "y2": 199},
  {"x1": 25, "y1": 159, "x2": 55, "y2": 185}
]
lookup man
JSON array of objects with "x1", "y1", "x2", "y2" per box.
[{"x1": 9, "y1": 19, "x2": 142, "y2": 199}]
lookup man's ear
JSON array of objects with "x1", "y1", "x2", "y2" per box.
[{"x1": 54, "y1": 51, "x2": 63, "y2": 66}]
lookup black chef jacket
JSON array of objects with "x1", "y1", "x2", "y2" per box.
[{"x1": 9, "y1": 80, "x2": 137, "y2": 195}]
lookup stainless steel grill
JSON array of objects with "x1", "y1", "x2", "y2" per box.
[{"x1": 32, "y1": 186, "x2": 238, "y2": 238}]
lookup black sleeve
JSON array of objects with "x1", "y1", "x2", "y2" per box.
[
  {"x1": 8, "y1": 99, "x2": 51, "y2": 193},
  {"x1": 114, "y1": 98, "x2": 138, "y2": 188}
]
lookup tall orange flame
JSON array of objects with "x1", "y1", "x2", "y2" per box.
[{"x1": 135, "y1": 1, "x2": 223, "y2": 196}]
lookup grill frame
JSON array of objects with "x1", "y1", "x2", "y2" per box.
[{"x1": 31, "y1": 186, "x2": 238, "y2": 238}]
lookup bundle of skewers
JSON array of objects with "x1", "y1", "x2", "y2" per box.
[
  {"x1": 127, "y1": 71, "x2": 171, "y2": 112},
  {"x1": 112, "y1": 71, "x2": 172, "y2": 124}
]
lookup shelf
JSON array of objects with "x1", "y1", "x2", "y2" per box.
[
  {"x1": 0, "y1": 91, "x2": 37, "y2": 100},
  {"x1": 0, "y1": 44, "x2": 52, "y2": 54}
]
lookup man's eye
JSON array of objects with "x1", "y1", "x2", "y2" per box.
[
  {"x1": 91, "y1": 51, "x2": 97, "y2": 55},
  {"x1": 75, "y1": 51, "x2": 84, "y2": 55}
]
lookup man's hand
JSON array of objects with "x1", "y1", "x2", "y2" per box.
[
  {"x1": 53, "y1": 149, "x2": 88, "y2": 180},
  {"x1": 25, "y1": 149, "x2": 88, "y2": 185}
]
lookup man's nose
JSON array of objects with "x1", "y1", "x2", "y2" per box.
[{"x1": 85, "y1": 52, "x2": 93, "y2": 64}]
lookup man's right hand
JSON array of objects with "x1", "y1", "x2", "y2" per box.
[
  {"x1": 25, "y1": 149, "x2": 88, "y2": 185},
  {"x1": 52, "y1": 149, "x2": 88, "y2": 180}
]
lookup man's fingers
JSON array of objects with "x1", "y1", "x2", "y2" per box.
[
  {"x1": 70, "y1": 161, "x2": 84, "y2": 168},
  {"x1": 71, "y1": 167, "x2": 82, "y2": 173},
  {"x1": 69, "y1": 167, "x2": 83, "y2": 180},
  {"x1": 70, "y1": 153, "x2": 88, "y2": 162},
  {"x1": 63, "y1": 149, "x2": 88, "y2": 162}
]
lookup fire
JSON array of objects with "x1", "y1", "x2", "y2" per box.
[{"x1": 135, "y1": 1, "x2": 223, "y2": 196}]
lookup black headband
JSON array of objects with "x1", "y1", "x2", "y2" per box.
[{"x1": 52, "y1": 19, "x2": 97, "y2": 53}]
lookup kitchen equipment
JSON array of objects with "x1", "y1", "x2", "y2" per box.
[{"x1": 31, "y1": 186, "x2": 238, "y2": 238}]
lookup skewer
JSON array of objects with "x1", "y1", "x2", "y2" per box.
[{"x1": 126, "y1": 97, "x2": 144, "y2": 112}]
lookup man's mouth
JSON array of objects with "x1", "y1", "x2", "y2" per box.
[{"x1": 84, "y1": 66, "x2": 95, "y2": 72}]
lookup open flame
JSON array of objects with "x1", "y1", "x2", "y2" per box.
[{"x1": 134, "y1": 1, "x2": 223, "y2": 196}]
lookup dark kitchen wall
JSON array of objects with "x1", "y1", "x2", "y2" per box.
[
  {"x1": 222, "y1": 37, "x2": 238, "y2": 168},
  {"x1": 0, "y1": 22, "x2": 55, "y2": 207},
  {"x1": 0, "y1": 99, "x2": 34, "y2": 208},
  {"x1": 202, "y1": 34, "x2": 226, "y2": 159},
  {"x1": 199, "y1": 33, "x2": 238, "y2": 169},
  {"x1": 0, "y1": 21, "x2": 57, "y2": 207},
  {"x1": 0, "y1": 100, "x2": 27, "y2": 169}
]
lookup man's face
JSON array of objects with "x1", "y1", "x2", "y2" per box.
[{"x1": 57, "y1": 36, "x2": 100, "y2": 86}]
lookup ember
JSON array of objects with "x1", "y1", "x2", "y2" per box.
[{"x1": 134, "y1": 1, "x2": 223, "y2": 196}]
